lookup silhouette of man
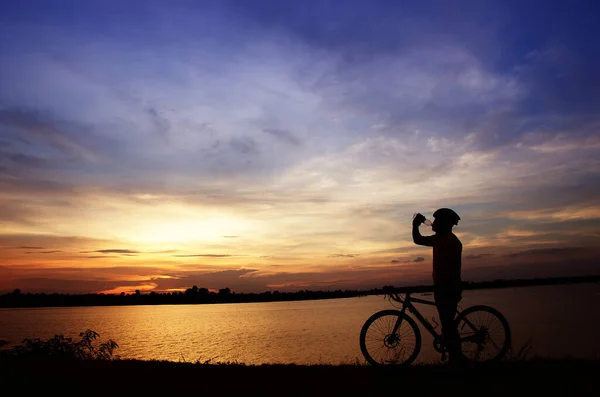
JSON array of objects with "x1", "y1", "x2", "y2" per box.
[{"x1": 412, "y1": 208, "x2": 462, "y2": 363}]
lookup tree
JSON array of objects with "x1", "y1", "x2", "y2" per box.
[
  {"x1": 218, "y1": 287, "x2": 231, "y2": 298},
  {"x1": 185, "y1": 286, "x2": 199, "y2": 297}
]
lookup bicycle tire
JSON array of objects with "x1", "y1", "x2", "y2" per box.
[
  {"x1": 359, "y1": 310, "x2": 421, "y2": 365},
  {"x1": 455, "y1": 305, "x2": 511, "y2": 363}
]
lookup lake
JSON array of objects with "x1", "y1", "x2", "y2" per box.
[{"x1": 1, "y1": 283, "x2": 598, "y2": 364}]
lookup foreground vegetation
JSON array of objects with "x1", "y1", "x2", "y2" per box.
[
  {"x1": 0, "y1": 329, "x2": 118, "y2": 361},
  {"x1": 2, "y1": 356, "x2": 598, "y2": 395},
  {"x1": 1, "y1": 331, "x2": 598, "y2": 395}
]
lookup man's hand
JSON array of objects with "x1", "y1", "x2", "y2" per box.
[{"x1": 413, "y1": 213, "x2": 426, "y2": 227}]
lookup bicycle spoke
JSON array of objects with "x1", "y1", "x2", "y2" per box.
[
  {"x1": 373, "y1": 318, "x2": 388, "y2": 334},
  {"x1": 487, "y1": 336, "x2": 501, "y2": 351},
  {"x1": 361, "y1": 312, "x2": 420, "y2": 365},
  {"x1": 456, "y1": 306, "x2": 510, "y2": 363}
]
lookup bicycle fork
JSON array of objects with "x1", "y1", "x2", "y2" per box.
[{"x1": 390, "y1": 304, "x2": 409, "y2": 338}]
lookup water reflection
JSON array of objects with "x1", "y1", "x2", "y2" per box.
[{"x1": 0, "y1": 284, "x2": 598, "y2": 364}]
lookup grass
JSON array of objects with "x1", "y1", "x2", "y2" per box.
[
  {"x1": 2, "y1": 356, "x2": 598, "y2": 395},
  {"x1": 1, "y1": 332, "x2": 597, "y2": 395}
]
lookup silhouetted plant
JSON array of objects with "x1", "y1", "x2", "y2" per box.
[
  {"x1": 0, "y1": 329, "x2": 118, "y2": 360},
  {"x1": 501, "y1": 339, "x2": 534, "y2": 362}
]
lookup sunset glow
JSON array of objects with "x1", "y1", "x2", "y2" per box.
[{"x1": 1, "y1": 0, "x2": 599, "y2": 294}]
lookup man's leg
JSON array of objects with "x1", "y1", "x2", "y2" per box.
[{"x1": 435, "y1": 291, "x2": 461, "y2": 362}]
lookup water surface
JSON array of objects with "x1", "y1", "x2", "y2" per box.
[{"x1": 1, "y1": 283, "x2": 598, "y2": 364}]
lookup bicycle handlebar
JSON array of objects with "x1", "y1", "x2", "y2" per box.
[{"x1": 384, "y1": 291, "x2": 406, "y2": 303}]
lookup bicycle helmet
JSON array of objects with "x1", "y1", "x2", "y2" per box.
[{"x1": 433, "y1": 208, "x2": 460, "y2": 225}]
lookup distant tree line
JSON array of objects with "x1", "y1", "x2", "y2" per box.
[
  {"x1": 380, "y1": 275, "x2": 600, "y2": 294},
  {"x1": 0, "y1": 286, "x2": 368, "y2": 308},
  {"x1": 1, "y1": 275, "x2": 598, "y2": 308}
]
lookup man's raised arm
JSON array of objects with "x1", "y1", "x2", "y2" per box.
[{"x1": 412, "y1": 214, "x2": 435, "y2": 247}]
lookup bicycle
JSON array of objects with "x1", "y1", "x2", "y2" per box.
[{"x1": 359, "y1": 289, "x2": 511, "y2": 365}]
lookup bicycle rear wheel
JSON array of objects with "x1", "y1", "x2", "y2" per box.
[
  {"x1": 359, "y1": 310, "x2": 421, "y2": 365},
  {"x1": 455, "y1": 305, "x2": 511, "y2": 363}
]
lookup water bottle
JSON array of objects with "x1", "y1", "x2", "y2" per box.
[{"x1": 413, "y1": 213, "x2": 433, "y2": 227}]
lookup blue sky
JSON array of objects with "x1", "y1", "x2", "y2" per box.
[{"x1": 1, "y1": 0, "x2": 599, "y2": 293}]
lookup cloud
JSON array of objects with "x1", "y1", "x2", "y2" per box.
[
  {"x1": 328, "y1": 254, "x2": 358, "y2": 258},
  {"x1": 147, "y1": 107, "x2": 171, "y2": 141},
  {"x1": 229, "y1": 136, "x2": 258, "y2": 155},
  {"x1": 464, "y1": 254, "x2": 490, "y2": 260},
  {"x1": 172, "y1": 254, "x2": 234, "y2": 258},
  {"x1": 0, "y1": 178, "x2": 77, "y2": 198},
  {"x1": 0, "y1": 108, "x2": 102, "y2": 163},
  {"x1": 1, "y1": 152, "x2": 48, "y2": 169},
  {"x1": 262, "y1": 128, "x2": 300, "y2": 146},
  {"x1": 87, "y1": 249, "x2": 140, "y2": 254},
  {"x1": 464, "y1": 258, "x2": 600, "y2": 282},
  {"x1": 0, "y1": 234, "x2": 116, "y2": 253},
  {"x1": 390, "y1": 257, "x2": 426, "y2": 264},
  {"x1": 503, "y1": 247, "x2": 581, "y2": 259},
  {"x1": 2, "y1": 244, "x2": 599, "y2": 294},
  {"x1": 1, "y1": 1, "x2": 599, "y2": 294}
]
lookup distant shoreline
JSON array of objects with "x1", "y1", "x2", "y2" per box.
[
  {"x1": 1, "y1": 274, "x2": 598, "y2": 309},
  {"x1": 387, "y1": 274, "x2": 600, "y2": 294}
]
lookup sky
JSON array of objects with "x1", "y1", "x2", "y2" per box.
[{"x1": 1, "y1": 0, "x2": 599, "y2": 294}]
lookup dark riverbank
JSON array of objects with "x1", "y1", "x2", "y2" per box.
[
  {"x1": 2, "y1": 275, "x2": 599, "y2": 308},
  {"x1": 1, "y1": 358, "x2": 598, "y2": 395}
]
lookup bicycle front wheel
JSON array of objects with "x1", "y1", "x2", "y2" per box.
[
  {"x1": 455, "y1": 305, "x2": 511, "y2": 363},
  {"x1": 359, "y1": 310, "x2": 421, "y2": 365}
]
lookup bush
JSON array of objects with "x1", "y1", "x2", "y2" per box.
[{"x1": 0, "y1": 330, "x2": 118, "y2": 360}]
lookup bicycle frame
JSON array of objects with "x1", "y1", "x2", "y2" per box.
[
  {"x1": 360, "y1": 291, "x2": 512, "y2": 365},
  {"x1": 390, "y1": 292, "x2": 445, "y2": 340},
  {"x1": 390, "y1": 292, "x2": 484, "y2": 347}
]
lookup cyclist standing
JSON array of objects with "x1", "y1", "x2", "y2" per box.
[{"x1": 412, "y1": 208, "x2": 463, "y2": 363}]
